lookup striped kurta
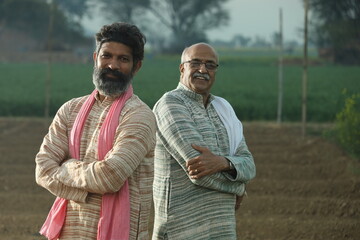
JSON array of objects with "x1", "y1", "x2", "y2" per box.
[
  {"x1": 35, "y1": 92, "x2": 156, "y2": 240},
  {"x1": 152, "y1": 83, "x2": 256, "y2": 240}
]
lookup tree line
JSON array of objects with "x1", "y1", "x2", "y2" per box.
[
  {"x1": 308, "y1": 0, "x2": 360, "y2": 64},
  {"x1": 0, "y1": 0, "x2": 91, "y2": 51},
  {"x1": 0, "y1": 0, "x2": 359, "y2": 64}
]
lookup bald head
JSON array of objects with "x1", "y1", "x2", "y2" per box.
[{"x1": 181, "y1": 43, "x2": 219, "y2": 63}]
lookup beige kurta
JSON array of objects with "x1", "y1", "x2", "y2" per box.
[{"x1": 35, "y1": 92, "x2": 156, "y2": 239}]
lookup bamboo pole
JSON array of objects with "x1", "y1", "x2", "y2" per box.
[
  {"x1": 277, "y1": 8, "x2": 284, "y2": 124},
  {"x1": 45, "y1": 0, "x2": 54, "y2": 124},
  {"x1": 302, "y1": 0, "x2": 309, "y2": 138}
]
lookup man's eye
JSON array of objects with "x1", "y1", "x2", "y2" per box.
[
  {"x1": 190, "y1": 61, "x2": 201, "y2": 67},
  {"x1": 101, "y1": 54, "x2": 110, "y2": 58},
  {"x1": 120, "y1": 57, "x2": 130, "y2": 62},
  {"x1": 206, "y1": 63, "x2": 217, "y2": 70}
]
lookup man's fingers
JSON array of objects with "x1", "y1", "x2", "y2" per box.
[
  {"x1": 186, "y1": 156, "x2": 201, "y2": 167},
  {"x1": 186, "y1": 159, "x2": 202, "y2": 171},
  {"x1": 188, "y1": 164, "x2": 207, "y2": 177},
  {"x1": 188, "y1": 168, "x2": 198, "y2": 176},
  {"x1": 188, "y1": 162, "x2": 200, "y2": 172},
  {"x1": 190, "y1": 169, "x2": 208, "y2": 179},
  {"x1": 186, "y1": 159, "x2": 194, "y2": 167}
]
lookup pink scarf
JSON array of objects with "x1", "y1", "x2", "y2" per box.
[{"x1": 40, "y1": 86, "x2": 133, "y2": 240}]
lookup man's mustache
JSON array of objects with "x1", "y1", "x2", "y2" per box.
[
  {"x1": 100, "y1": 68, "x2": 127, "y2": 81},
  {"x1": 193, "y1": 72, "x2": 210, "y2": 81}
]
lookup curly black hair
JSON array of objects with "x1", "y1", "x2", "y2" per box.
[{"x1": 95, "y1": 22, "x2": 146, "y2": 66}]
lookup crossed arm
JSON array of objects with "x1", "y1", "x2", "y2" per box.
[
  {"x1": 154, "y1": 95, "x2": 256, "y2": 196},
  {"x1": 35, "y1": 101, "x2": 156, "y2": 202}
]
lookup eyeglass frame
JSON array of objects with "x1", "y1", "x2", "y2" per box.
[{"x1": 182, "y1": 60, "x2": 219, "y2": 71}]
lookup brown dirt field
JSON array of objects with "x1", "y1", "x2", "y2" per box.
[{"x1": 0, "y1": 118, "x2": 359, "y2": 240}]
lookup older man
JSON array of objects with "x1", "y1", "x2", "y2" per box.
[
  {"x1": 35, "y1": 22, "x2": 156, "y2": 240},
  {"x1": 152, "y1": 43, "x2": 256, "y2": 239}
]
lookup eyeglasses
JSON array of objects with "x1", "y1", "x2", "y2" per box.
[{"x1": 182, "y1": 60, "x2": 219, "y2": 71}]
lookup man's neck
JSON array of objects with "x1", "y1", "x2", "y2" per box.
[
  {"x1": 202, "y1": 94, "x2": 210, "y2": 107},
  {"x1": 98, "y1": 93, "x2": 106, "y2": 102}
]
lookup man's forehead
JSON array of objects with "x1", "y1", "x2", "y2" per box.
[
  {"x1": 185, "y1": 44, "x2": 217, "y2": 61},
  {"x1": 98, "y1": 41, "x2": 132, "y2": 54}
]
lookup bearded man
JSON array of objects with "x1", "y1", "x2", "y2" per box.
[{"x1": 35, "y1": 22, "x2": 156, "y2": 240}]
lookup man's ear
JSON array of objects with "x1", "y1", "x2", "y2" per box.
[
  {"x1": 93, "y1": 52, "x2": 97, "y2": 64},
  {"x1": 179, "y1": 63, "x2": 184, "y2": 74},
  {"x1": 132, "y1": 61, "x2": 142, "y2": 75}
]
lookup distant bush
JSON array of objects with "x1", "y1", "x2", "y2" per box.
[{"x1": 335, "y1": 92, "x2": 360, "y2": 159}]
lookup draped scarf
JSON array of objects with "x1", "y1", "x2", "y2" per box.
[
  {"x1": 39, "y1": 85, "x2": 133, "y2": 240},
  {"x1": 211, "y1": 96, "x2": 243, "y2": 155}
]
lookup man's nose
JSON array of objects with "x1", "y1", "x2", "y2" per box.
[
  {"x1": 198, "y1": 63, "x2": 208, "y2": 73},
  {"x1": 108, "y1": 59, "x2": 120, "y2": 70}
]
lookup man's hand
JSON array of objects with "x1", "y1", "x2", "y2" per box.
[
  {"x1": 60, "y1": 158, "x2": 71, "y2": 166},
  {"x1": 186, "y1": 144, "x2": 229, "y2": 179}
]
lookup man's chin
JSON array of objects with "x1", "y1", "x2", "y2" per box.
[
  {"x1": 193, "y1": 80, "x2": 210, "y2": 88},
  {"x1": 93, "y1": 73, "x2": 132, "y2": 98},
  {"x1": 98, "y1": 89, "x2": 124, "y2": 98},
  {"x1": 104, "y1": 75, "x2": 119, "y2": 82},
  {"x1": 96, "y1": 82, "x2": 131, "y2": 98}
]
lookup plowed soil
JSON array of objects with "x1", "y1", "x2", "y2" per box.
[{"x1": 0, "y1": 118, "x2": 359, "y2": 240}]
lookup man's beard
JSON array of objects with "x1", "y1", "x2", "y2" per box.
[{"x1": 92, "y1": 67, "x2": 133, "y2": 98}]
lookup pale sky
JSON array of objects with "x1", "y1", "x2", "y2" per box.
[
  {"x1": 83, "y1": 0, "x2": 305, "y2": 43},
  {"x1": 208, "y1": 0, "x2": 305, "y2": 42}
]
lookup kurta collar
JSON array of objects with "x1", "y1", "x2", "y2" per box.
[
  {"x1": 94, "y1": 90, "x2": 118, "y2": 104},
  {"x1": 176, "y1": 82, "x2": 215, "y2": 106}
]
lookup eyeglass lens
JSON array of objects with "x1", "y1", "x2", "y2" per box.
[{"x1": 189, "y1": 61, "x2": 218, "y2": 70}]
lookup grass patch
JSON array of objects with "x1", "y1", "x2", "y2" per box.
[{"x1": 1, "y1": 55, "x2": 359, "y2": 121}]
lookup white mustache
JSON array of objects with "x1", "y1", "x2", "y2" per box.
[{"x1": 193, "y1": 72, "x2": 210, "y2": 80}]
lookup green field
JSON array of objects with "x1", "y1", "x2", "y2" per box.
[{"x1": 1, "y1": 55, "x2": 359, "y2": 122}]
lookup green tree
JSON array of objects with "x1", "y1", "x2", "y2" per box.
[
  {"x1": 0, "y1": 0, "x2": 89, "y2": 50},
  {"x1": 150, "y1": 0, "x2": 229, "y2": 52},
  {"x1": 309, "y1": 0, "x2": 360, "y2": 64},
  {"x1": 232, "y1": 34, "x2": 252, "y2": 47},
  {"x1": 54, "y1": 0, "x2": 90, "y2": 20},
  {"x1": 0, "y1": 0, "x2": 50, "y2": 37},
  {"x1": 98, "y1": 0, "x2": 230, "y2": 53},
  {"x1": 99, "y1": 0, "x2": 150, "y2": 23},
  {"x1": 272, "y1": 32, "x2": 281, "y2": 47}
]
